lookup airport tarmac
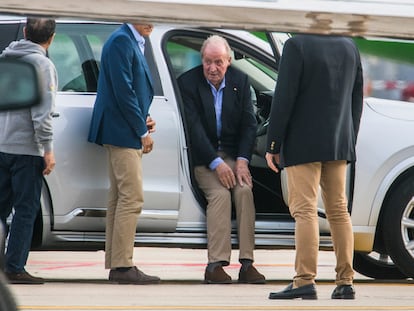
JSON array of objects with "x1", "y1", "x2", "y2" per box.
[{"x1": 6, "y1": 248, "x2": 414, "y2": 311}]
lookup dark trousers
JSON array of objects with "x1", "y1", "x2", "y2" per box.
[{"x1": 0, "y1": 152, "x2": 43, "y2": 273}]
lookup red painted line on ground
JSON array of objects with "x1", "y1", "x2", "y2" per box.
[{"x1": 28, "y1": 260, "x2": 295, "y2": 271}]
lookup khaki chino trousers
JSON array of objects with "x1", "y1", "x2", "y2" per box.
[
  {"x1": 104, "y1": 145, "x2": 144, "y2": 269},
  {"x1": 285, "y1": 160, "x2": 354, "y2": 287},
  {"x1": 194, "y1": 154, "x2": 255, "y2": 265}
]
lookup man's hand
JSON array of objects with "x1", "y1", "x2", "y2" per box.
[
  {"x1": 43, "y1": 151, "x2": 56, "y2": 175},
  {"x1": 216, "y1": 162, "x2": 236, "y2": 189},
  {"x1": 265, "y1": 152, "x2": 280, "y2": 173},
  {"x1": 141, "y1": 135, "x2": 154, "y2": 154},
  {"x1": 235, "y1": 159, "x2": 253, "y2": 188},
  {"x1": 146, "y1": 116, "x2": 156, "y2": 133}
]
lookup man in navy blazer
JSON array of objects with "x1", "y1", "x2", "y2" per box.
[
  {"x1": 88, "y1": 23, "x2": 159, "y2": 284},
  {"x1": 178, "y1": 35, "x2": 265, "y2": 284},
  {"x1": 266, "y1": 34, "x2": 363, "y2": 299}
]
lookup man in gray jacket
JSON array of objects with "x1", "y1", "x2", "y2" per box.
[{"x1": 0, "y1": 17, "x2": 57, "y2": 284}]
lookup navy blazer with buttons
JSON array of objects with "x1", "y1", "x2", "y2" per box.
[
  {"x1": 88, "y1": 24, "x2": 153, "y2": 149},
  {"x1": 266, "y1": 34, "x2": 364, "y2": 168},
  {"x1": 178, "y1": 65, "x2": 257, "y2": 167}
]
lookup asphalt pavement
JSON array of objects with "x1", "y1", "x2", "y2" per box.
[{"x1": 6, "y1": 248, "x2": 414, "y2": 311}]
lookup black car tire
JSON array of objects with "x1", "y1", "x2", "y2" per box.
[
  {"x1": 353, "y1": 252, "x2": 407, "y2": 279},
  {"x1": 382, "y1": 174, "x2": 414, "y2": 278}
]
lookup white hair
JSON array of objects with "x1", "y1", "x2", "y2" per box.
[{"x1": 200, "y1": 35, "x2": 232, "y2": 59}]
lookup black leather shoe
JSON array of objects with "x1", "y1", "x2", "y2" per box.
[
  {"x1": 331, "y1": 285, "x2": 355, "y2": 299},
  {"x1": 269, "y1": 283, "x2": 317, "y2": 300}
]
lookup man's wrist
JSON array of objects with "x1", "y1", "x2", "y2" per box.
[
  {"x1": 209, "y1": 157, "x2": 224, "y2": 170},
  {"x1": 236, "y1": 156, "x2": 249, "y2": 163}
]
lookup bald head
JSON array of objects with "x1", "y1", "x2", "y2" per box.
[{"x1": 25, "y1": 18, "x2": 56, "y2": 45}]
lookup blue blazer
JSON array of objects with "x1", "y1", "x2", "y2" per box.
[{"x1": 88, "y1": 24, "x2": 153, "y2": 149}]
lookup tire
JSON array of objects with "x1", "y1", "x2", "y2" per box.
[
  {"x1": 0, "y1": 273, "x2": 17, "y2": 311},
  {"x1": 353, "y1": 252, "x2": 407, "y2": 279},
  {"x1": 382, "y1": 175, "x2": 414, "y2": 278}
]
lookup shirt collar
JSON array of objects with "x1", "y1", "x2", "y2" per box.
[
  {"x1": 206, "y1": 77, "x2": 226, "y2": 92},
  {"x1": 127, "y1": 24, "x2": 146, "y2": 53}
]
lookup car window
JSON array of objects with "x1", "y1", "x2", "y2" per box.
[
  {"x1": 50, "y1": 33, "x2": 84, "y2": 91},
  {"x1": 47, "y1": 23, "x2": 163, "y2": 96},
  {"x1": 48, "y1": 23, "x2": 118, "y2": 93},
  {"x1": 355, "y1": 38, "x2": 414, "y2": 102},
  {"x1": 0, "y1": 23, "x2": 21, "y2": 52},
  {"x1": 166, "y1": 38, "x2": 202, "y2": 77}
]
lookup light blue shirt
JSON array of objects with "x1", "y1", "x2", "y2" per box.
[
  {"x1": 207, "y1": 78, "x2": 226, "y2": 170},
  {"x1": 206, "y1": 78, "x2": 249, "y2": 171},
  {"x1": 127, "y1": 24, "x2": 146, "y2": 54},
  {"x1": 207, "y1": 78, "x2": 226, "y2": 138}
]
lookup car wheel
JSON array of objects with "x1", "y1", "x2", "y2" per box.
[
  {"x1": 0, "y1": 273, "x2": 17, "y2": 311},
  {"x1": 382, "y1": 176, "x2": 414, "y2": 278},
  {"x1": 353, "y1": 251, "x2": 407, "y2": 279}
]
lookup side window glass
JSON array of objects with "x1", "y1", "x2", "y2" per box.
[
  {"x1": 48, "y1": 24, "x2": 118, "y2": 93},
  {"x1": 87, "y1": 35, "x2": 105, "y2": 60},
  {"x1": 356, "y1": 38, "x2": 414, "y2": 102},
  {"x1": 166, "y1": 41, "x2": 201, "y2": 78},
  {"x1": 49, "y1": 33, "x2": 85, "y2": 92}
]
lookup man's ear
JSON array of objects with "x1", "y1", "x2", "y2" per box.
[{"x1": 46, "y1": 33, "x2": 56, "y2": 46}]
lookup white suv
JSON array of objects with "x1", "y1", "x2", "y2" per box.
[{"x1": 1, "y1": 18, "x2": 414, "y2": 280}]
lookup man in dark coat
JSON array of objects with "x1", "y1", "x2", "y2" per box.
[
  {"x1": 265, "y1": 34, "x2": 363, "y2": 299},
  {"x1": 178, "y1": 35, "x2": 265, "y2": 284}
]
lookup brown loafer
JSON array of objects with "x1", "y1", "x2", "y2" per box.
[
  {"x1": 5, "y1": 271, "x2": 44, "y2": 284},
  {"x1": 238, "y1": 265, "x2": 266, "y2": 284},
  {"x1": 109, "y1": 266, "x2": 160, "y2": 285},
  {"x1": 204, "y1": 266, "x2": 232, "y2": 284}
]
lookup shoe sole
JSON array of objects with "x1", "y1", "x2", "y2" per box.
[
  {"x1": 204, "y1": 280, "x2": 232, "y2": 284},
  {"x1": 8, "y1": 280, "x2": 44, "y2": 285},
  {"x1": 109, "y1": 279, "x2": 161, "y2": 285},
  {"x1": 238, "y1": 279, "x2": 266, "y2": 284},
  {"x1": 269, "y1": 293, "x2": 318, "y2": 300},
  {"x1": 108, "y1": 278, "x2": 161, "y2": 285},
  {"x1": 332, "y1": 295, "x2": 355, "y2": 299}
]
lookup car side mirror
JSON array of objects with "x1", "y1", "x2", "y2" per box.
[{"x1": 0, "y1": 58, "x2": 41, "y2": 111}]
